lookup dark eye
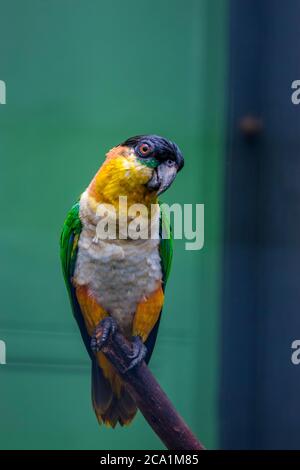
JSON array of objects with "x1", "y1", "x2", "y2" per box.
[{"x1": 138, "y1": 143, "x2": 152, "y2": 156}]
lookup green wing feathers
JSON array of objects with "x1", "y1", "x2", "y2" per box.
[
  {"x1": 60, "y1": 202, "x2": 82, "y2": 297},
  {"x1": 159, "y1": 203, "x2": 173, "y2": 288},
  {"x1": 143, "y1": 204, "x2": 173, "y2": 363},
  {"x1": 60, "y1": 201, "x2": 94, "y2": 357}
]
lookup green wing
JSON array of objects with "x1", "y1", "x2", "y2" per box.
[
  {"x1": 144, "y1": 203, "x2": 173, "y2": 362},
  {"x1": 60, "y1": 201, "x2": 82, "y2": 298},
  {"x1": 159, "y1": 203, "x2": 173, "y2": 288},
  {"x1": 60, "y1": 202, "x2": 94, "y2": 358}
]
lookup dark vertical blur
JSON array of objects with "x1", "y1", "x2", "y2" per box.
[{"x1": 222, "y1": 0, "x2": 300, "y2": 450}]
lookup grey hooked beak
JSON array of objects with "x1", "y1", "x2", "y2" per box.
[{"x1": 147, "y1": 161, "x2": 178, "y2": 195}]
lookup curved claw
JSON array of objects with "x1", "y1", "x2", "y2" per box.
[
  {"x1": 90, "y1": 317, "x2": 117, "y2": 353},
  {"x1": 124, "y1": 336, "x2": 147, "y2": 372}
]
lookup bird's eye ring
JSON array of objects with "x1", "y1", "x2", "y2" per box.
[{"x1": 138, "y1": 143, "x2": 152, "y2": 156}]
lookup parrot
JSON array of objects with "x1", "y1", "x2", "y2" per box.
[{"x1": 60, "y1": 135, "x2": 184, "y2": 427}]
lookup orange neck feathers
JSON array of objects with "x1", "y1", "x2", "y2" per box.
[{"x1": 87, "y1": 145, "x2": 157, "y2": 208}]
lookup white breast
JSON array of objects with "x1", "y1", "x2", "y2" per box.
[{"x1": 74, "y1": 210, "x2": 162, "y2": 333}]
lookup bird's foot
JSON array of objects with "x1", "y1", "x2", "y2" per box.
[
  {"x1": 123, "y1": 336, "x2": 147, "y2": 372},
  {"x1": 90, "y1": 317, "x2": 117, "y2": 353}
]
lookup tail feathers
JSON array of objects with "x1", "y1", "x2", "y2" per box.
[
  {"x1": 101, "y1": 390, "x2": 138, "y2": 427},
  {"x1": 91, "y1": 359, "x2": 137, "y2": 427},
  {"x1": 91, "y1": 359, "x2": 112, "y2": 418}
]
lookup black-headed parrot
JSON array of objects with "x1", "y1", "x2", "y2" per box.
[{"x1": 60, "y1": 135, "x2": 184, "y2": 427}]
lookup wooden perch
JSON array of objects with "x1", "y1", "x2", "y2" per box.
[{"x1": 99, "y1": 325, "x2": 205, "y2": 451}]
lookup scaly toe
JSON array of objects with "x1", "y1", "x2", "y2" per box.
[
  {"x1": 124, "y1": 336, "x2": 147, "y2": 372},
  {"x1": 90, "y1": 317, "x2": 117, "y2": 353}
]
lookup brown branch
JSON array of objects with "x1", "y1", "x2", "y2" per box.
[{"x1": 100, "y1": 326, "x2": 205, "y2": 451}]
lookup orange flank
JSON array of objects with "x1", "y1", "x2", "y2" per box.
[
  {"x1": 75, "y1": 284, "x2": 122, "y2": 396},
  {"x1": 133, "y1": 285, "x2": 164, "y2": 342},
  {"x1": 75, "y1": 284, "x2": 108, "y2": 336}
]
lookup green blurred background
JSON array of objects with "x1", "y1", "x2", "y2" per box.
[{"x1": 0, "y1": 0, "x2": 227, "y2": 449}]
